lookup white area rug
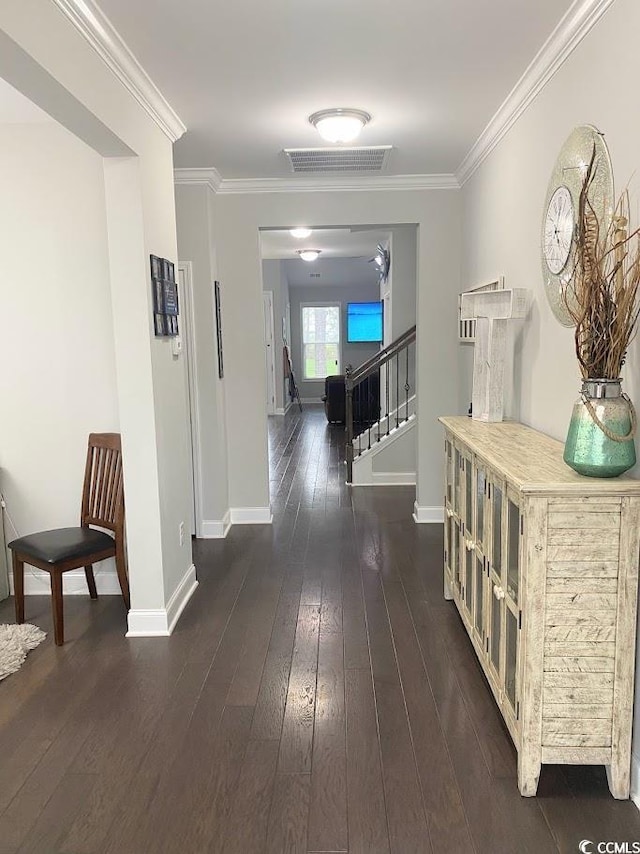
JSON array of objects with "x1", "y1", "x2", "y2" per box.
[{"x1": 0, "y1": 624, "x2": 46, "y2": 682}]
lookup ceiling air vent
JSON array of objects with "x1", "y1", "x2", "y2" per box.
[{"x1": 284, "y1": 146, "x2": 392, "y2": 173}]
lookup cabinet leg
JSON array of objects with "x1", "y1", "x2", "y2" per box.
[
  {"x1": 606, "y1": 762, "x2": 630, "y2": 799},
  {"x1": 518, "y1": 753, "x2": 541, "y2": 796},
  {"x1": 444, "y1": 573, "x2": 453, "y2": 600}
]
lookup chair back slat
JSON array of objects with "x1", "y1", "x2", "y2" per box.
[
  {"x1": 81, "y1": 434, "x2": 124, "y2": 533},
  {"x1": 103, "y1": 450, "x2": 118, "y2": 521}
]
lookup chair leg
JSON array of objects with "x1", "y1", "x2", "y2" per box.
[
  {"x1": 85, "y1": 565, "x2": 98, "y2": 600},
  {"x1": 51, "y1": 571, "x2": 64, "y2": 646},
  {"x1": 115, "y1": 541, "x2": 130, "y2": 611},
  {"x1": 12, "y1": 553, "x2": 24, "y2": 624}
]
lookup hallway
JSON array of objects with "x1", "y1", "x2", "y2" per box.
[{"x1": 0, "y1": 405, "x2": 639, "y2": 852}]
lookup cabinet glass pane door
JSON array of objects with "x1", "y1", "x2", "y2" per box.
[
  {"x1": 445, "y1": 439, "x2": 453, "y2": 505},
  {"x1": 474, "y1": 555, "x2": 484, "y2": 638},
  {"x1": 451, "y1": 518, "x2": 459, "y2": 592},
  {"x1": 492, "y1": 483, "x2": 503, "y2": 576},
  {"x1": 454, "y1": 450, "x2": 462, "y2": 516},
  {"x1": 476, "y1": 469, "x2": 486, "y2": 551},
  {"x1": 464, "y1": 458, "x2": 473, "y2": 537},
  {"x1": 490, "y1": 590, "x2": 501, "y2": 673},
  {"x1": 505, "y1": 608, "x2": 518, "y2": 710},
  {"x1": 507, "y1": 499, "x2": 520, "y2": 604},
  {"x1": 465, "y1": 548, "x2": 473, "y2": 611}
]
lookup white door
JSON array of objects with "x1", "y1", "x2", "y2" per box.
[
  {"x1": 178, "y1": 265, "x2": 197, "y2": 536},
  {"x1": 263, "y1": 291, "x2": 276, "y2": 415}
]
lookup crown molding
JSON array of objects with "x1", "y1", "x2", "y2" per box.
[
  {"x1": 456, "y1": 0, "x2": 616, "y2": 186},
  {"x1": 173, "y1": 167, "x2": 222, "y2": 192},
  {"x1": 50, "y1": 0, "x2": 186, "y2": 142},
  {"x1": 176, "y1": 173, "x2": 460, "y2": 194}
]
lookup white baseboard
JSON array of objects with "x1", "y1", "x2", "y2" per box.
[
  {"x1": 352, "y1": 471, "x2": 416, "y2": 487},
  {"x1": 300, "y1": 398, "x2": 323, "y2": 404},
  {"x1": 412, "y1": 502, "x2": 444, "y2": 524},
  {"x1": 126, "y1": 563, "x2": 198, "y2": 637},
  {"x1": 229, "y1": 506, "x2": 273, "y2": 525},
  {"x1": 371, "y1": 471, "x2": 416, "y2": 486},
  {"x1": 10, "y1": 565, "x2": 122, "y2": 595},
  {"x1": 631, "y1": 751, "x2": 640, "y2": 810},
  {"x1": 274, "y1": 402, "x2": 293, "y2": 416},
  {"x1": 200, "y1": 511, "x2": 231, "y2": 538}
]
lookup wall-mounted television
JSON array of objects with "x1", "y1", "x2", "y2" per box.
[{"x1": 347, "y1": 301, "x2": 383, "y2": 343}]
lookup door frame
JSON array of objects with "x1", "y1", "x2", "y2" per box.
[
  {"x1": 178, "y1": 261, "x2": 204, "y2": 538},
  {"x1": 263, "y1": 290, "x2": 277, "y2": 416}
]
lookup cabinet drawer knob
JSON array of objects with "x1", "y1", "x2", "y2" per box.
[
  {"x1": 465, "y1": 539, "x2": 475, "y2": 551},
  {"x1": 493, "y1": 584, "x2": 505, "y2": 600}
]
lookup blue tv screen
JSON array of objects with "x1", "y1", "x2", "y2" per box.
[{"x1": 347, "y1": 301, "x2": 383, "y2": 343}]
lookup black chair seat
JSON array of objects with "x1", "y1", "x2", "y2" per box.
[{"x1": 8, "y1": 527, "x2": 115, "y2": 565}]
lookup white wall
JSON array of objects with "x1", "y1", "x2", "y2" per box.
[
  {"x1": 289, "y1": 280, "x2": 381, "y2": 401},
  {"x1": 372, "y1": 425, "x2": 416, "y2": 474},
  {"x1": 458, "y1": 0, "x2": 640, "y2": 802},
  {"x1": 0, "y1": 121, "x2": 119, "y2": 588},
  {"x1": 214, "y1": 189, "x2": 461, "y2": 514},
  {"x1": 384, "y1": 226, "x2": 417, "y2": 405},
  {"x1": 387, "y1": 226, "x2": 417, "y2": 340},
  {"x1": 175, "y1": 183, "x2": 230, "y2": 535},
  {"x1": 1, "y1": 1, "x2": 194, "y2": 627}
]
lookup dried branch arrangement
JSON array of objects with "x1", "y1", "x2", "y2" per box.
[{"x1": 565, "y1": 148, "x2": 640, "y2": 379}]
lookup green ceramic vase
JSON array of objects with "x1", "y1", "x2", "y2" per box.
[{"x1": 564, "y1": 379, "x2": 636, "y2": 478}]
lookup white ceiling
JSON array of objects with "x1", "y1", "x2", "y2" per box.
[
  {"x1": 260, "y1": 227, "x2": 390, "y2": 261},
  {"x1": 0, "y1": 77, "x2": 52, "y2": 124},
  {"x1": 281, "y1": 256, "x2": 382, "y2": 289},
  {"x1": 96, "y1": 0, "x2": 575, "y2": 179}
]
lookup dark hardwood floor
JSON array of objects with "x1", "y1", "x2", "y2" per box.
[{"x1": 1, "y1": 404, "x2": 639, "y2": 853}]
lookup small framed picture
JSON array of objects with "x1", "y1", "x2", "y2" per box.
[
  {"x1": 154, "y1": 313, "x2": 166, "y2": 336},
  {"x1": 150, "y1": 254, "x2": 162, "y2": 280},
  {"x1": 152, "y1": 279, "x2": 164, "y2": 313},
  {"x1": 166, "y1": 260, "x2": 175, "y2": 282},
  {"x1": 168, "y1": 315, "x2": 178, "y2": 336},
  {"x1": 163, "y1": 280, "x2": 178, "y2": 316}
]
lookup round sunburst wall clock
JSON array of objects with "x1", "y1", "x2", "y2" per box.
[{"x1": 541, "y1": 125, "x2": 614, "y2": 326}]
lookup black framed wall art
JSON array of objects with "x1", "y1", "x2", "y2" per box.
[{"x1": 150, "y1": 254, "x2": 179, "y2": 337}]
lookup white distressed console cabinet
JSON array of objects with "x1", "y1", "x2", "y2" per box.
[{"x1": 439, "y1": 416, "x2": 640, "y2": 798}]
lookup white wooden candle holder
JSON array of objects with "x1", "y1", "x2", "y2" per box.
[{"x1": 460, "y1": 288, "x2": 530, "y2": 422}]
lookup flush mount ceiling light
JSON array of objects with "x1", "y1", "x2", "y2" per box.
[
  {"x1": 297, "y1": 249, "x2": 321, "y2": 262},
  {"x1": 308, "y1": 108, "x2": 371, "y2": 144},
  {"x1": 290, "y1": 227, "x2": 312, "y2": 239}
]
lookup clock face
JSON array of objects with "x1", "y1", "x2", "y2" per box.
[
  {"x1": 543, "y1": 186, "x2": 574, "y2": 275},
  {"x1": 541, "y1": 125, "x2": 614, "y2": 327}
]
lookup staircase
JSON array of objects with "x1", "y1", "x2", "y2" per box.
[{"x1": 346, "y1": 325, "x2": 416, "y2": 485}]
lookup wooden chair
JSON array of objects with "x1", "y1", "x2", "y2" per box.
[{"x1": 8, "y1": 433, "x2": 130, "y2": 645}]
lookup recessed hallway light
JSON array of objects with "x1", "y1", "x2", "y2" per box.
[
  {"x1": 297, "y1": 249, "x2": 321, "y2": 262},
  {"x1": 308, "y1": 108, "x2": 371, "y2": 143}
]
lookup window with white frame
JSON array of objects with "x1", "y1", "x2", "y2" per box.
[{"x1": 301, "y1": 303, "x2": 341, "y2": 380}]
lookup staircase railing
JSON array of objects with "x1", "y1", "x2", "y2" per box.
[{"x1": 345, "y1": 325, "x2": 416, "y2": 483}]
